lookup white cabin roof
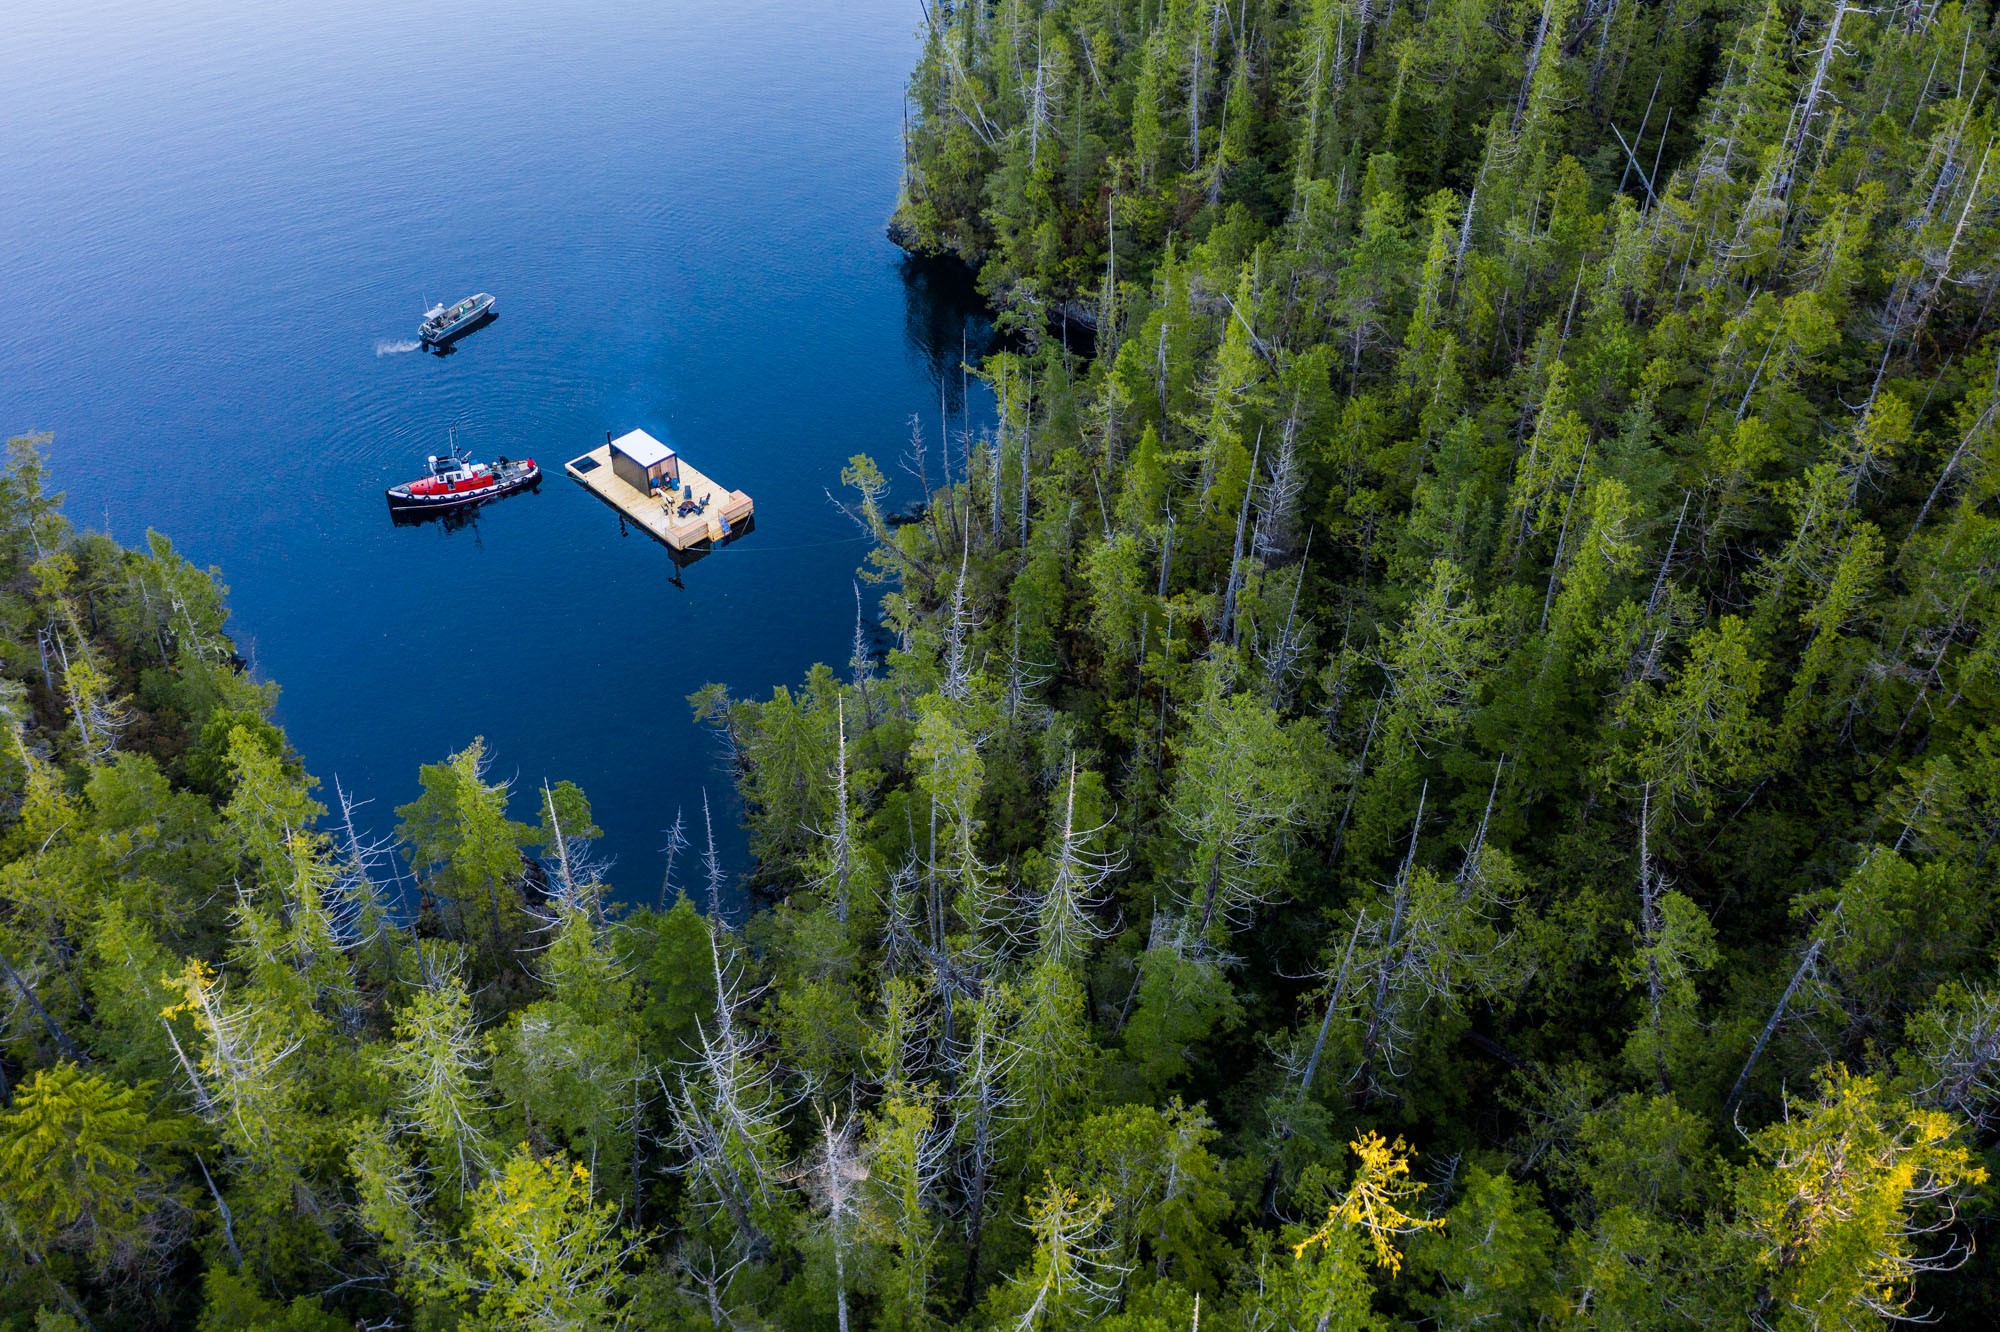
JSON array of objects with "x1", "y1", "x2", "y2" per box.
[{"x1": 610, "y1": 429, "x2": 676, "y2": 469}]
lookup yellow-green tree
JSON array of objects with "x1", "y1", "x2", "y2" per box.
[
  {"x1": 1735, "y1": 1066, "x2": 1986, "y2": 1328},
  {"x1": 0, "y1": 1063, "x2": 188, "y2": 1284}
]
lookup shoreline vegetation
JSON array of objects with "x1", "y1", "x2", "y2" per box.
[{"x1": 5, "y1": 0, "x2": 2000, "y2": 1327}]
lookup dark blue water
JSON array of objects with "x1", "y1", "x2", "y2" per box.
[{"x1": 0, "y1": 0, "x2": 989, "y2": 898}]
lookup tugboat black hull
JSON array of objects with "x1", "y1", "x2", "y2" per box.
[{"x1": 385, "y1": 460, "x2": 540, "y2": 513}]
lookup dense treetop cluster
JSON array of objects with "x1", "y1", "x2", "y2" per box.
[{"x1": 4, "y1": 0, "x2": 2000, "y2": 1327}]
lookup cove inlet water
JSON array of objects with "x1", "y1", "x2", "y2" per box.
[{"x1": 0, "y1": 0, "x2": 992, "y2": 905}]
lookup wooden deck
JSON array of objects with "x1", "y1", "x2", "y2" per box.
[{"x1": 563, "y1": 445, "x2": 753, "y2": 551}]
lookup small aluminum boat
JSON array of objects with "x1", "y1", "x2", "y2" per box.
[{"x1": 419, "y1": 292, "x2": 495, "y2": 346}]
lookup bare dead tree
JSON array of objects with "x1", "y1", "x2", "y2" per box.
[
  {"x1": 1220, "y1": 438, "x2": 1261, "y2": 646},
  {"x1": 1910, "y1": 984, "x2": 2000, "y2": 1132},
  {"x1": 951, "y1": 993, "x2": 1021, "y2": 1311},
  {"x1": 662, "y1": 919, "x2": 784, "y2": 1260},
  {"x1": 660, "y1": 808, "x2": 691, "y2": 911},
  {"x1": 852, "y1": 582, "x2": 878, "y2": 727},
  {"x1": 1724, "y1": 927, "x2": 1834, "y2": 1121},
  {"x1": 1356, "y1": 785, "x2": 1428, "y2": 1096},
  {"x1": 788, "y1": 1105, "x2": 871, "y2": 1332},
  {"x1": 813, "y1": 698, "x2": 858, "y2": 924},
  {"x1": 1257, "y1": 531, "x2": 1315, "y2": 706},
  {"x1": 1636, "y1": 783, "x2": 1672, "y2": 1092},
  {"x1": 941, "y1": 541, "x2": 981, "y2": 704},
  {"x1": 1003, "y1": 610, "x2": 1055, "y2": 725},
  {"x1": 702, "y1": 791, "x2": 728, "y2": 924},
  {"x1": 1033, "y1": 756, "x2": 1124, "y2": 971}
]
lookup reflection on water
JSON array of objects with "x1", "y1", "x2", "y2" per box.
[
  {"x1": 602, "y1": 510, "x2": 758, "y2": 588},
  {"x1": 388, "y1": 483, "x2": 542, "y2": 534},
  {"x1": 899, "y1": 253, "x2": 997, "y2": 492},
  {"x1": 900, "y1": 253, "x2": 995, "y2": 413},
  {"x1": 423, "y1": 310, "x2": 499, "y2": 356}
]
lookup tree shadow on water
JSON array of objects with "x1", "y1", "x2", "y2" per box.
[{"x1": 899, "y1": 253, "x2": 999, "y2": 415}]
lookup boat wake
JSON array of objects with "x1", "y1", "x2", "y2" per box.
[{"x1": 375, "y1": 339, "x2": 422, "y2": 356}]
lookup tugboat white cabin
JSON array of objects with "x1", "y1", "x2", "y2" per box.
[{"x1": 565, "y1": 428, "x2": 753, "y2": 552}]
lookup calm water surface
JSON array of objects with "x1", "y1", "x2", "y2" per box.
[{"x1": 0, "y1": 0, "x2": 988, "y2": 900}]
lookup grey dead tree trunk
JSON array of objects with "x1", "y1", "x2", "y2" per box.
[
  {"x1": 331, "y1": 779, "x2": 402, "y2": 961},
  {"x1": 659, "y1": 810, "x2": 690, "y2": 911},
  {"x1": 851, "y1": 582, "x2": 879, "y2": 728},
  {"x1": 1026, "y1": 43, "x2": 1053, "y2": 169},
  {"x1": 1019, "y1": 372, "x2": 1033, "y2": 548},
  {"x1": 1035, "y1": 756, "x2": 1122, "y2": 970},
  {"x1": 0, "y1": 948, "x2": 86, "y2": 1063},
  {"x1": 823, "y1": 699, "x2": 855, "y2": 925},
  {"x1": 905, "y1": 414, "x2": 949, "y2": 562},
  {"x1": 702, "y1": 791, "x2": 728, "y2": 924},
  {"x1": 1620, "y1": 76, "x2": 1662, "y2": 196},
  {"x1": 1724, "y1": 923, "x2": 1833, "y2": 1120},
  {"x1": 1867, "y1": 98, "x2": 1967, "y2": 397},
  {"x1": 1620, "y1": 490, "x2": 1692, "y2": 689},
  {"x1": 195, "y1": 1154, "x2": 241, "y2": 1270},
  {"x1": 1004, "y1": 611, "x2": 1052, "y2": 724},
  {"x1": 1220, "y1": 438, "x2": 1261, "y2": 645},
  {"x1": 664, "y1": 921, "x2": 781, "y2": 1260},
  {"x1": 794, "y1": 1106, "x2": 867, "y2": 1332},
  {"x1": 1206, "y1": 62, "x2": 1231, "y2": 207},
  {"x1": 1301, "y1": 910, "x2": 1367, "y2": 1098},
  {"x1": 1186, "y1": 19, "x2": 1206, "y2": 172},
  {"x1": 1910, "y1": 348, "x2": 1998, "y2": 534},
  {"x1": 1512, "y1": 0, "x2": 1559, "y2": 134},
  {"x1": 1915, "y1": 986, "x2": 2000, "y2": 1130},
  {"x1": 1911, "y1": 132, "x2": 1995, "y2": 337},
  {"x1": 1252, "y1": 406, "x2": 1303, "y2": 563},
  {"x1": 1100, "y1": 191, "x2": 1119, "y2": 363},
  {"x1": 1609, "y1": 124, "x2": 1660, "y2": 207},
  {"x1": 941, "y1": 540, "x2": 978, "y2": 704},
  {"x1": 1328, "y1": 683, "x2": 1389, "y2": 868},
  {"x1": 627, "y1": 1059, "x2": 650, "y2": 1225},
  {"x1": 1636, "y1": 783, "x2": 1671, "y2": 1093},
  {"x1": 992, "y1": 359, "x2": 1008, "y2": 542},
  {"x1": 1537, "y1": 442, "x2": 1595, "y2": 634},
  {"x1": 1258, "y1": 530, "x2": 1314, "y2": 706},
  {"x1": 940, "y1": 380, "x2": 960, "y2": 553},
  {"x1": 952, "y1": 999, "x2": 1016, "y2": 1312},
  {"x1": 1778, "y1": 3, "x2": 1854, "y2": 207},
  {"x1": 1356, "y1": 784, "x2": 1427, "y2": 1099},
  {"x1": 666, "y1": 1067, "x2": 771, "y2": 1262}
]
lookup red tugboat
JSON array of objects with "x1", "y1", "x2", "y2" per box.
[{"x1": 385, "y1": 448, "x2": 540, "y2": 514}]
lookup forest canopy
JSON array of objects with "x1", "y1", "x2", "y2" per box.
[{"x1": 5, "y1": 0, "x2": 2000, "y2": 1327}]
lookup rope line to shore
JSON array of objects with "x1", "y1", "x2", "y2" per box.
[{"x1": 698, "y1": 533, "x2": 871, "y2": 555}]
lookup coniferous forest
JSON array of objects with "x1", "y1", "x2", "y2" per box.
[{"x1": 7, "y1": 0, "x2": 2000, "y2": 1327}]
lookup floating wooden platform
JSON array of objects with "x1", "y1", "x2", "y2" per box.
[{"x1": 564, "y1": 443, "x2": 753, "y2": 551}]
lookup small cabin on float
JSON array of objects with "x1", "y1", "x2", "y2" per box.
[
  {"x1": 564, "y1": 428, "x2": 755, "y2": 552},
  {"x1": 608, "y1": 429, "x2": 682, "y2": 495}
]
